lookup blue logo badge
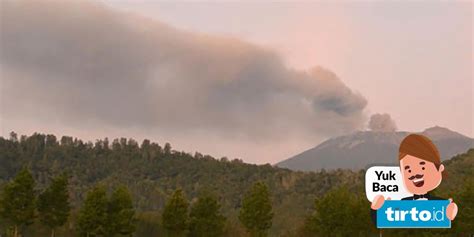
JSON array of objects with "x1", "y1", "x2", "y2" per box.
[{"x1": 377, "y1": 200, "x2": 451, "y2": 228}]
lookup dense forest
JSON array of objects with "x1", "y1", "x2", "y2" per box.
[{"x1": 0, "y1": 132, "x2": 472, "y2": 236}]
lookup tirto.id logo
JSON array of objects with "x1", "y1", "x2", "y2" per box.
[
  {"x1": 385, "y1": 206, "x2": 445, "y2": 222},
  {"x1": 377, "y1": 200, "x2": 451, "y2": 228}
]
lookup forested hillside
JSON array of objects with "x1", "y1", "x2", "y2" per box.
[{"x1": 0, "y1": 132, "x2": 472, "y2": 236}]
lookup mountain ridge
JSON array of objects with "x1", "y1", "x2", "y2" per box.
[{"x1": 276, "y1": 126, "x2": 474, "y2": 171}]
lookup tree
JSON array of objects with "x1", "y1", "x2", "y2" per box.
[
  {"x1": 239, "y1": 182, "x2": 273, "y2": 237},
  {"x1": 162, "y1": 189, "x2": 189, "y2": 236},
  {"x1": 77, "y1": 186, "x2": 108, "y2": 237},
  {"x1": 302, "y1": 186, "x2": 375, "y2": 237},
  {"x1": 9, "y1": 132, "x2": 18, "y2": 142},
  {"x1": 106, "y1": 186, "x2": 136, "y2": 236},
  {"x1": 454, "y1": 179, "x2": 474, "y2": 235},
  {"x1": 188, "y1": 194, "x2": 226, "y2": 237},
  {"x1": 0, "y1": 167, "x2": 36, "y2": 237},
  {"x1": 164, "y1": 143, "x2": 172, "y2": 155},
  {"x1": 37, "y1": 173, "x2": 71, "y2": 237}
]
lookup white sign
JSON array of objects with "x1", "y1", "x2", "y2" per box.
[{"x1": 365, "y1": 166, "x2": 411, "y2": 201}]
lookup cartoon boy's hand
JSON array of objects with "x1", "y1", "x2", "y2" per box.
[
  {"x1": 371, "y1": 195, "x2": 390, "y2": 210},
  {"x1": 446, "y1": 198, "x2": 458, "y2": 220}
]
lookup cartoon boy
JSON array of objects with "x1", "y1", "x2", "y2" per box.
[{"x1": 371, "y1": 134, "x2": 458, "y2": 222}]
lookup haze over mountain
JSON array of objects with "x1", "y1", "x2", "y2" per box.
[
  {"x1": 277, "y1": 126, "x2": 474, "y2": 171},
  {"x1": 0, "y1": 0, "x2": 367, "y2": 164}
]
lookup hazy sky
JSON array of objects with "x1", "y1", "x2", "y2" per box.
[
  {"x1": 1, "y1": 0, "x2": 472, "y2": 164},
  {"x1": 103, "y1": 1, "x2": 473, "y2": 136}
]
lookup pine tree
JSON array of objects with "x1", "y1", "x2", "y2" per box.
[
  {"x1": 0, "y1": 167, "x2": 36, "y2": 237},
  {"x1": 77, "y1": 186, "x2": 108, "y2": 237},
  {"x1": 164, "y1": 143, "x2": 172, "y2": 155},
  {"x1": 188, "y1": 194, "x2": 226, "y2": 237},
  {"x1": 106, "y1": 186, "x2": 136, "y2": 236},
  {"x1": 302, "y1": 186, "x2": 375, "y2": 237},
  {"x1": 239, "y1": 182, "x2": 273, "y2": 237},
  {"x1": 455, "y1": 179, "x2": 474, "y2": 235},
  {"x1": 162, "y1": 189, "x2": 189, "y2": 237},
  {"x1": 37, "y1": 174, "x2": 71, "y2": 237}
]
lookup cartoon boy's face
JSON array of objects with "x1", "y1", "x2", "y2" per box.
[{"x1": 400, "y1": 155, "x2": 444, "y2": 195}]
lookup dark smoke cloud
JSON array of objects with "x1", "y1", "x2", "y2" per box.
[
  {"x1": 368, "y1": 113, "x2": 397, "y2": 132},
  {"x1": 1, "y1": 0, "x2": 367, "y2": 160}
]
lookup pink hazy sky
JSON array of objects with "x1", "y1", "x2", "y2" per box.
[
  {"x1": 1, "y1": 1, "x2": 472, "y2": 165},
  {"x1": 103, "y1": 1, "x2": 473, "y2": 137}
]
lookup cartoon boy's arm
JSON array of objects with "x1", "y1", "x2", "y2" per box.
[
  {"x1": 370, "y1": 195, "x2": 387, "y2": 226},
  {"x1": 371, "y1": 195, "x2": 385, "y2": 210},
  {"x1": 446, "y1": 198, "x2": 458, "y2": 220}
]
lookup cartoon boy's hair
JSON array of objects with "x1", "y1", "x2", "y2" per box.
[{"x1": 399, "y1": 134, "x2": 441, "y2": 170}]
